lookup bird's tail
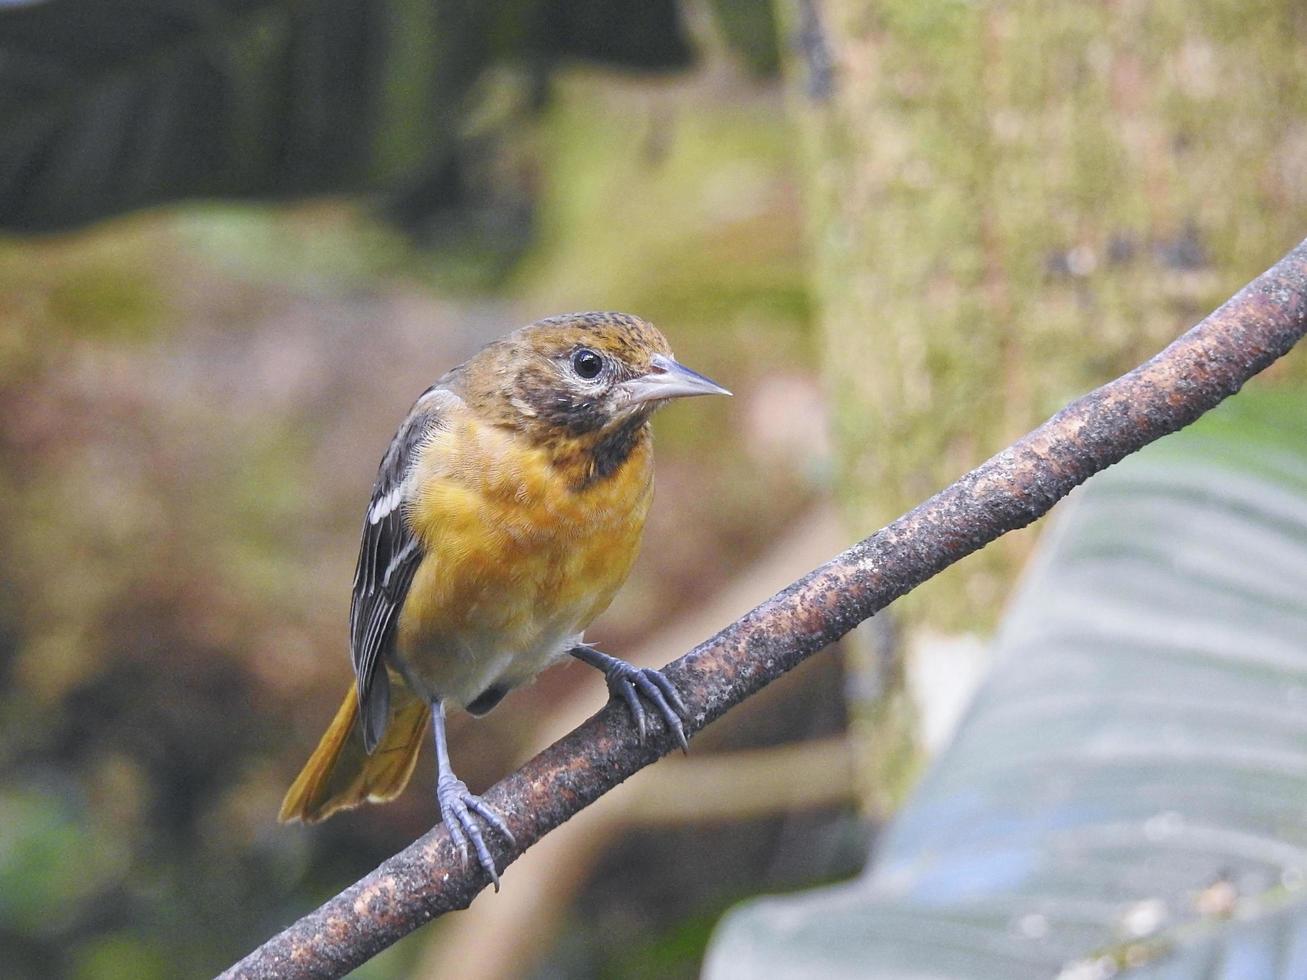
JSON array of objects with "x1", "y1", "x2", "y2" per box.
[{"x1": 278, "y1": 675, "x2": 431, "y2": 824}]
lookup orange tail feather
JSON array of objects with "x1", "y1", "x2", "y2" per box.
[{"x1": 278, "y1": 676, "x2": 431, "y2": 824}]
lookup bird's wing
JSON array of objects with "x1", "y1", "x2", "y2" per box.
[{"x1": 349, "y1": 385, "x2": 458, "y2": 752}]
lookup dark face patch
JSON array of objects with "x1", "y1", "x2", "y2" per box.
[{"x1": 514, "y1": 352, "x2": 617, "y2": 437}]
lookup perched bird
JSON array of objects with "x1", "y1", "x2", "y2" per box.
[{"x1": 279, "y1": 312, "x2": 729, "y2": 887}]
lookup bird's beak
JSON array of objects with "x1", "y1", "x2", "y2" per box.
[{"x1": 622, "y1": 353, "x2": 732, "y2": 406}]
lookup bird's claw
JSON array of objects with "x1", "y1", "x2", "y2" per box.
[
  {"x1": 605, "y1": 661, "x2": 690, "y2": 752},
  {"x1": 437, "y1": 776, "x2": 514, "y2": 891}
]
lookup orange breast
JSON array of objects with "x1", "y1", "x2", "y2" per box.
[{"x1": 394, "y1": 415, "x2": 653, "y2": 706}]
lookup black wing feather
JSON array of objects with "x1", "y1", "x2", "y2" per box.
[{"x1": 349, "y1": 389, "x2": 449, "y2": 752}]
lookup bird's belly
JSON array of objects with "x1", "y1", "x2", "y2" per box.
[
  {"x1": 394, "y1": 455, "x2": 651, "y2": 710},
  {"x1": 396, "y1": 619, "x2": 579, "y2": 711}
]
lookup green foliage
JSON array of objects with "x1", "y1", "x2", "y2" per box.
[
  {"x1": 517, "y1": 72, "x2": 811, "y2": 326},
  {"x1": 0, "y1": 789, "x2": 126, "y2": 934},
  {"x1": 70, "y1": 935, "x2": 170, "y2": 980},
  {"x1": 707, "y1": 0, "x2": 782, "y2": 77}
]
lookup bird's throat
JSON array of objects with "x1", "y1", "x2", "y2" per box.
[{"x1": 547, "y1": 413, "x2": 652, "y2": 492}]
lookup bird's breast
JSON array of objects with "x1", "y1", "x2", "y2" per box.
[{"x1": 394, "y1": 417, "x2": 653, "y2": 706}]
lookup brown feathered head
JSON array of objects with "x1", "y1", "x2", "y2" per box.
[{"x1": 457, "y1": 311, "x2": 728, "y2": 438}]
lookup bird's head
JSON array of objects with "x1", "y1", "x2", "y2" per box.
[
  {"x1": 464, "y1": 311, "x2": 728, "y2": 436},
  {"x1": 457, "y1": 312, "x2": 729, "y2": 483}
]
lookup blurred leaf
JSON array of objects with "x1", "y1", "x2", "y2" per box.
[
  {"x1": 705, "y1": 389, "x2": 1307, "y2": 979},
  {"x1": 1119, "y1": 895, "x2": 1307, "y2": 980},
  {"x1": 707, "y1": 0, "x2": 781, "y2": 77},
  {"x1": 0, "y1": 0, "x2": 691, "y2": 234},
  {"x1": 0, "y1": 787, "x2": 127, "y2": 935},
  {"x1": 70, "y1": 934, "x2": 169, "y2": 980}
]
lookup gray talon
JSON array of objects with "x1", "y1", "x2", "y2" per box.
[
  {"x1": 469, "y1": 797, "x2": 516, "y2": 846},
  {"x1": 619, "y1": 681, "x2": 647, "y2": 742},
  {"x1": 648, "y1": 670, "x2": 689, "y2": 718},
  {"x1": 437, "y1": 776, "x2": 509, "y2": 891},
  {"x1": 611, "y1": 665, "x2": 689, "y2": 751},
  {"x1": 569, "y1": 645, "x2": 690, "y2": 751}
]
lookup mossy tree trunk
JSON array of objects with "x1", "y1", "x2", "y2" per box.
[
  {"x1": 780, "y1": 0, "x2": 1307, "y2": 808},
  {"x1": 786, "y1": 0, "x2": 1307, "y2": 632}
]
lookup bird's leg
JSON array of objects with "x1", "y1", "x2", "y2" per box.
[
  {"x1": 431, "y1": 699, "x2": 514, "y2": 891},
  {"x1": 569, "y1": 644, "x2": 690, "y2": 752}
]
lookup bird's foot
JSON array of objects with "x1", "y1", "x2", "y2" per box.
[
  {"x1": 572, "y1": 644, "x2": 690, "y2": 751},
  {"x1": 436, "y1": 775, "x2": 514, "y2": 891}
]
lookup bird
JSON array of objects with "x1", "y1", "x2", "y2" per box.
[{"x1": 278, "y1": 311, "x2": 730, "y2": 888}]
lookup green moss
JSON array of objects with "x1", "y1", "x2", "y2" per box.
[{"x1": 792, "y1": 0, "x2": 1307, "y2": 631}]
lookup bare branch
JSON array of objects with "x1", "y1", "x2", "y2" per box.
[{"x1": 222, "y1": 239, "x2": 1307, "y2": 980}]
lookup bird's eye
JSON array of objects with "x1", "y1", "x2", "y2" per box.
[{"x1": 571, "y1": 348, "x2": 604, "y2": 380}]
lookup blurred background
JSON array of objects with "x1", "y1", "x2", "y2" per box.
[{"x1": 2, "y1": 2, "x2": 1307, "y2": 979}]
